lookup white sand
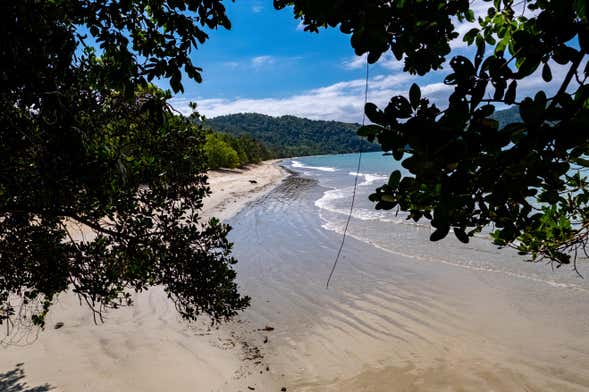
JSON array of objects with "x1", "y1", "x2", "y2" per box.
[
  {"x1": 203, "y1": 160, "x2": 286, "y2": 221},
  {"x1": 2, "y1": 160, "x2": 588, "y2": 391},
  {"x1": 0, "y1": 161, "x2": 287, "y2": 392}
]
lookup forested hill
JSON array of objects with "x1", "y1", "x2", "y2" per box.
[
  {"x1": 204, "y1": 113, "x2": 380, "y2": 158},
  {"x1": 492, "y1": 106, "x2": 521, "y2": 128}
]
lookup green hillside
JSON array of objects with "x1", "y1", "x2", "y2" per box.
[
  {"x1": 492, "y1": 106, "x2": 521, "y2": 128},
  {"x1": 204, "y1": 113, "x2": 380, "y2": 158}
]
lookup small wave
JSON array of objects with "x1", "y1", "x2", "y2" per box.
[
  {"x1": 315, "y1": 188, "x2": 426, "y2": 226},
  {"x1": 291, "y1": 160, "x2": 337, "y2": 172},
  {"x1": 348, "y1": 171, "x2": 388, "y2": 186},
  {"x1": 320, "y1": 218, "x2": 588, "y2": 293}
]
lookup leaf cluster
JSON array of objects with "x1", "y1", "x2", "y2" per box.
[
  {"x1": 1, "y1": 0, "x2": 247, "y2": 328},
  {"x1": 284, "y1": 0, "x2": 589, "y2": 270},
  {"x1": 275, "y1": 0, "x2": 472, "y2": 75}
]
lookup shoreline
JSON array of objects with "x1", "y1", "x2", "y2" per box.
[
  {"x1": 203, "y1": 159, "x2": 288, "y2": 221},
  {"x1": 0, "y1": 160, "x2": 288, "y2": 392},
  {"x1": 3, "y1": 157, "x2": 589, "y2": 391},
  {"x1": 229, "y1": 156, "x2": 589, "y2": 391}
]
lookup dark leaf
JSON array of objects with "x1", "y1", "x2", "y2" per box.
[
  {"x1": 409, "y1": 83, "x2": 421, "y2": 109},
  {"x1": 542, "y1": 63, "x2": 552, "y2": 82},
  {"x1": 454, "y1": 228, "x2": 469, "y2": 243},
  {"x1": 430, "y1": 225, "x2": 450, "y2": 241}
]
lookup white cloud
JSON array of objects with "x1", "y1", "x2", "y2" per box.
[
  {"x1": 251, "y1": 55, "x2": 276, "y2": 67},
  {"x1": 343, "y1": 52, "x2": 403, "y2": 71},
  {"x1": 171, "y1": 60, "x2": 569, "y2": 122},
  {"x1": 343, "y1": 54, "x2": 367, "y2": 70},
  {"x1": 296, "y1": 20, "x2": 305, "y2": 31},
  {"x1": 170, "y1": 2, "x2": 572, "y2": 125},
  {"x1": 222, "y1": 61, "x2": 240, "y2": 68},
  {"x1": 170, "y1": 56, "x2": 571, "y2": 123},
  {"x1": 221, "y1": 55, "x2": 301, "y2": 70},
  {"x1": 170, "y1": 71, "x2": 453, "y2": 122}
]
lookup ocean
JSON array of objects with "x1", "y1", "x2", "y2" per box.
[
  {"x1": 289, "y1": 152, "x2": 588, "y2": 290},
  {"x1": 227, "y1": 152, "x2": 589, "y2": 390}
]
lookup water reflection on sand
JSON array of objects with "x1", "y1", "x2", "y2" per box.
[{"x1": 229, "y1": 169, "x2": 589, "y2": 391}]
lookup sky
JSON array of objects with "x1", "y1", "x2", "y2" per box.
[{"x1": 166, "y1": 1, "x2": 574, "y2": 123}]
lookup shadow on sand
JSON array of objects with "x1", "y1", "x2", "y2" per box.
[{"x1": 0, "y1": 364, "x2": 53, "y2": 392}]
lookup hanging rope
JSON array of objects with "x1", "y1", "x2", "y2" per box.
[{"x1": 326, "y1": 58, "x2": 370, "y2": 288}]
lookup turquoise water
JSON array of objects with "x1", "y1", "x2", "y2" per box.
[
  {"x1": 291, "y1": 151, "x2": 404, "y2": 176},
  {"x1": 282, "y1": 152, "x2": 589, "y2": 290}
]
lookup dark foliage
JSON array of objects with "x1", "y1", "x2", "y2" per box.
[
  {"x1": 279, "y1": 0, "x2": 589, "y2": 270},
  {"x1": 1, "y1": 0, "x2": 249, "y2": 329},
  {"x1": 205, "y1": 113, "x2": 380, "y2": 158}
]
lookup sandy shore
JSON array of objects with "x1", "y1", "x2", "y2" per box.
[
  {"x1": 218, "y1": 167, "x2": 589, "y2": 392},
  {"x1": 5, "y1": 157, "x2": 586, "y2": 391},
  {"x1": 0, "y1": 161, "x2": 288, "y2": 392},
  {"x1": 203, "y1": 160, "x2": 286, "y2": 221}
]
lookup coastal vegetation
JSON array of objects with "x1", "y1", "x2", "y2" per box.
[
  {"x1": 204, "y1": 131, "x2": 271, "y2": 170},
  {"x1": 205, "y1": 113, "x2": 379, "y2": 158},
  {"x1": 1, "y1": 0, "x2": 248, "y2": 328},
  {"x1": 203, "y1": 109, "x2": 517, "y2": 166}
]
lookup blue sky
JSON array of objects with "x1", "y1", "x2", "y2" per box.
[{"x1": 167, "y1": 1, "x2": 574, "y2": 122}]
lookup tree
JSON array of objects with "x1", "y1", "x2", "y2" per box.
[
  {"x1": 0, "y1": 0, "x2": 249, "y2": 329},
  {"x1": 205, "y1": 113, "x2": 380, "y2": 157},
  {"x1": 204, "y1": 133, "x2": 241, "y2": 169},
  {"x1": 277, "y1": 0, "x2": 589, "y2": 272}
]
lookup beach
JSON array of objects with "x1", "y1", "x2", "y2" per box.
[
  {"x1": 202, "y1": 160, "x2": 286, "y2": 221},
  {"x1": 226, "y1": 154, "x2": 589, "y2": 391},
  {"x1": 0, "y1": 161, "x2": 287, "y2": 392},
  {"x1": 2, "y1": 154, "x2": 589, "y2": 392}
]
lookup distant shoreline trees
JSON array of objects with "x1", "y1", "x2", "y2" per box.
[
  {"x1": 204, "y1": 131, "x2": 271, "y2": 170},
  {"x1": 205, "y1": 113, "x2": 380, "y2": 158}
]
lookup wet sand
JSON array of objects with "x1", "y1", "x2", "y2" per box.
[
  {"x1": 228, "y1": 171, "x2": 589, "y2": 391},
  {"x1": 2, "y1": 163, "x2": 589, "y2": 391}
]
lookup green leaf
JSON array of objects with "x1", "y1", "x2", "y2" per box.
[
  {"x1": 365, "y1": 103, "x2": 384, "y2": 124},
  {"x1": 477, "y1": 104, "x2": 495, "y2": 118},
  {"x1": 381, "y1": 194, "x2": 397, "y2": 203},
  {"x1": 504, "y1": 80, "x2": 517, "y2": 104},
  {"x1": 463, "y1": 28, "x2": 480, "y2": 44},
  {"x1": 535, "y1": 91, "x2": 547, "y2": 107},
  {"x1": 520, "y1": 96, "x2": 545, "y2": 125},
  {"x1": 517, "y1": 57, "x2": 541, "y2": 78},
  {"x1": 574, "y1": 0, "x2": 587, "y2": 19},
  {"x1": 392, "y1": 149, "x2": 404, "y2": 160}
]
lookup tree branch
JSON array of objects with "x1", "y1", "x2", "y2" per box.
[{"x1": 549, "y1": 52, "x2": 586, "y2": 110}]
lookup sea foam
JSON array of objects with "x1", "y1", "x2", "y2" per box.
[
  {"x1": 291, "y1": 160, "x2": 337, "y2": 172},
  {"x1": 348, "y1": 171, "x2": 387, "y2": 186}
]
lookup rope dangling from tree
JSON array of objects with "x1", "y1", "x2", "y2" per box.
[{"x1": 327, "y1": 58, "x2": 370, "y2": 288}]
